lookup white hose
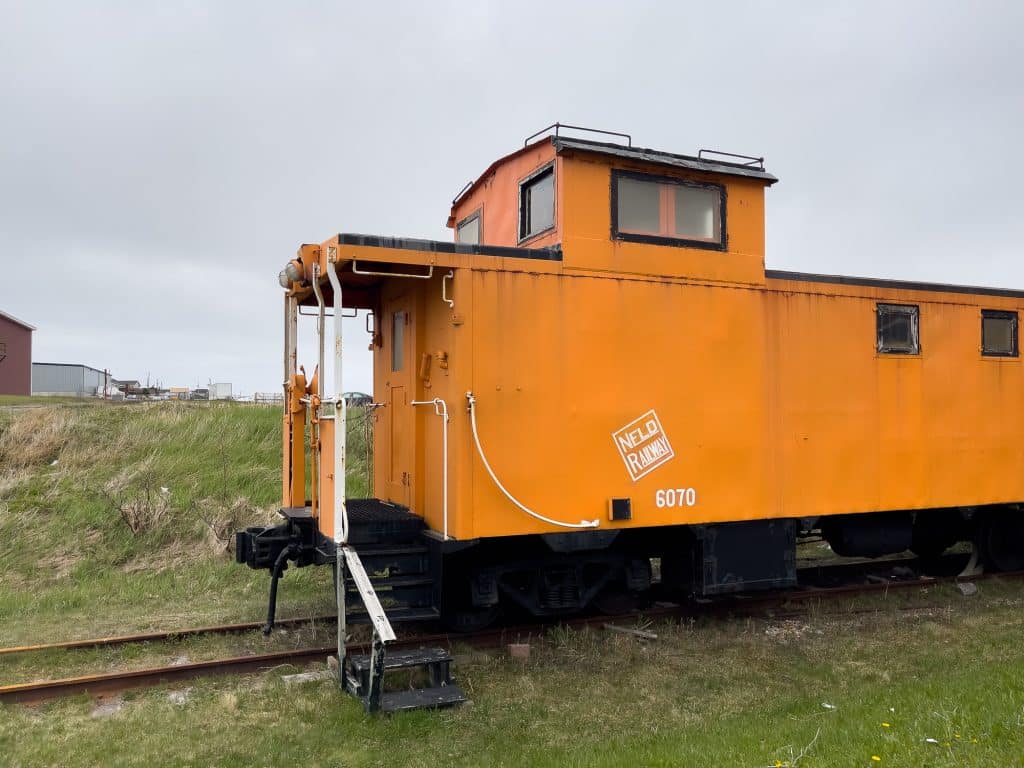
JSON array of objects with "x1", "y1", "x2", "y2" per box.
[{"x1": 467, "y1": 392, "x2": 599, "y2": 529}]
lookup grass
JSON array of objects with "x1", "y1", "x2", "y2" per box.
[
  {"x1": 0, "y1": 395, "x2": 96, "y2": 406},
  {"x1": 2, "y1": 582, "x2": 1024, "y2": 766},
  {"x1": 4, "y1": 402, "x2": 1024, "y2": 766},
  {"x1": 0, "y1": 401, "x2": 370, "y2": 645}
]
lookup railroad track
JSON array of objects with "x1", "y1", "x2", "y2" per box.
[
  {"x1": 1, "y1": 557, "x2": 1015, "y2": 706},
  {"x1": 0, "y1": 614, "x2": 336, "y2": 656}
]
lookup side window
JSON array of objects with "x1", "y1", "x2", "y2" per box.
[
  {"x1": 876, "y1": 303, "x2": 920, "y2": 354},
  {"x1": 0, "y1": 341, "x2": 6, "y2": 363},
  {"x1": 456, "y1": 212, "x2": 481, "y2": 245},
  {"x1": 613, "y1": 170, "x2": 725, "y2": 249},
  {"x1": 391, "y1": 311, "x2": 406, "y2": 372},
  {"x1": 982, "y1": 309, "x2": 1018, "y2": 357},
  {"x1": 519, "y1": 166, "x2": 554, "y2": 241}
]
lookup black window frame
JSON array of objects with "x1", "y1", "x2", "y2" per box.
[
  {"x1": 610, "y1": 169, "x2": 727, "y2": 252},
  {"x1": 981, "y1": 309, "x2": 1019, "y2": 357},
  {"x1": 518, "y1": 163, "x2": 555, "y2": 243},
  {"x1": 456, "y1": 209, "x2": 482, "y2": 245},
  {"x1": 876, "y1": 303, "x2": 920, "y2": 355}
]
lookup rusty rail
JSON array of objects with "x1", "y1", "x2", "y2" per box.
[
  {"x1": 0, "y1": 646, "x2": 337, "y2": 704},
  {"x1": 2, "y1": 557, "x2": 1017, "y2": 706},
  {"x1": 0, "y1": 615, "x2": 336, "y2": 657}
]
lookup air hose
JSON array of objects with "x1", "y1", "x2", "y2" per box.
[{"x1": 466, "y1": 392, "x2": 599, "y2": 530}]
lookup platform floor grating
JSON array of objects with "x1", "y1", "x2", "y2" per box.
[
  {"x1": 345, "y1": 499, "x2": 425, "y2": 544},
  {"x1": 346, "y1": 498, "x2": 416, "y2": 523}
]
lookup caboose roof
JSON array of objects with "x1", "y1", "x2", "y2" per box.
[
  {"x1": 452, "y1": 134, "x2": 777, "y2": 210},
  {"x1": 551, "y1": 136, "x2": 778, "y2": 184}
]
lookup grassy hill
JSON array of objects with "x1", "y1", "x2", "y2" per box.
[{"x1": 0, "y1": 400, "x2": 370, "y2": 645}]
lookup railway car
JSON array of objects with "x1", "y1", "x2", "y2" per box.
[{"x1": 237, "y1": 124, "x2": 1024, "y2": 711}]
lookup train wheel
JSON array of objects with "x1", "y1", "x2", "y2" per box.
[
  {"x1": 440, "y1": 563, "x2": 502, "y2": 633},
  {"x1": 978, "y1": 511, "x2": 1024, "y2": 573}
]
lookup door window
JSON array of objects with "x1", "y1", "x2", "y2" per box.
[{"x1": 391, "y1": 311, "x2": 406, "y2": 371}]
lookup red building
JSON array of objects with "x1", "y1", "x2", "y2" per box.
[{"x1": 0, "y1": 311, "x2": 35, "y2": 396}]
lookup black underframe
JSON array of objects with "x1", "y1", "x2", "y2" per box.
[
  {"x1": 981, "y1": 309, "x2": 1019, "y2": 357},
  {"x1": 610, "y1": 169, "x2": 727, "y2": 252}
]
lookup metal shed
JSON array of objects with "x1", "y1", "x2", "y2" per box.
[{"x1": 32, "y1": 363, "x2": 110, "y2": 397}]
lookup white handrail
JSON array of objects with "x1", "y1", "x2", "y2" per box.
[
  {"x1": 352, "y1": 260, "x2": 434, "y2": 280},
  {"x1": 411, "y1": 398, "x2": 450, "y2": 540},
  {"x1": 311, "y1": 264, "x2": 326, "y2": 524},
  {"x1": 343, "y1": 547, "x2": 396, "y2": 643},
  {"x1": 466, "y1": 392, "x2": 599, "y2": 530},
  {"x1": 325, "y1": 258, "x2": 349, "y2": 545}
]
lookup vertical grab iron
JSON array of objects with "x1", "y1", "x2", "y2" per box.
[{"x1": 325, "y1": 252, "x2": 350, "y2": 685}]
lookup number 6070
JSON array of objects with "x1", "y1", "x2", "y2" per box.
[{"x1": 655, "y1": 488, "x2": 697, "y2": 508}]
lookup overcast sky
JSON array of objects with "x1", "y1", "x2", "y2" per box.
[{"x1": 2, "y1": 1, "x2": 1023, "y2": 395}]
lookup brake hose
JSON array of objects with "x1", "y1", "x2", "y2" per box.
[{"x1": 466, "y1": 392, "x2": 599, "y2": 530}]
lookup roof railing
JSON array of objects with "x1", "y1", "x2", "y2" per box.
[
  {"x1": 697, "y1": 148, "x2": 765, "y2": 170},
  {"x1": 524, "y1": 122, "x2": 632, "y2": 148},
  {"x1": 451, "y1": 180, "x2": 473, "y2": 206}
]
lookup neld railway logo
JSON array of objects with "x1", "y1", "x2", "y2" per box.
[{"x1": 612, "y1": 409, "x2": 675, "y2": 482}]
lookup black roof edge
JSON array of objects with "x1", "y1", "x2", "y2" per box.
[
  {"x1": 551, "y1": 136, "x2": 778, "y2": 184},
  {"x1": 336, "y1": 233, "x2": 562, "y2": 262},
  {"x1": 766, "y1": 269, "x2": 1024, "y2": 300}
]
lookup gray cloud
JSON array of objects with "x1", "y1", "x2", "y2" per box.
[{"x1": 2, "y1": 1, "x2": 1022, "y2": 393}]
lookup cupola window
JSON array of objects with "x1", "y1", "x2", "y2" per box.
[
  {"x1": 612, "y1": 170, "x2": 725, "y2": 250},
  {"x1": 519, "y1": 165, "x2": 554, "y2": 241}
]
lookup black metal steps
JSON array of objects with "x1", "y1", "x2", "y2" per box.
[
  {"x1": 329, "y1": 501, "x2": 462, "y2": 713},
  {"x1": 380, "y1": 685, "x2": 468, "y2": 713},
  {"x1": 346, "y1": 528, "x2": 437, "y2": 624},
  {"x1": 348, "y1": 575, "x2": 433, "y2": 589},
  {"x1": 344, "y1": 499, "x2": 426, "y2": 545},
  {"x1": 345, "y1": 647, "x2": 466, "y2": 712},
  {"x1": 349, "y1": 647, "x2": 452, "y2": 673},
  {"x1": 347, "y1": 606, "x2": 439, "y2": 624}
]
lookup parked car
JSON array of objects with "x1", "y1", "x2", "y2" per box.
[{"x1": 342, "y1": 391, "x2": 373, "y2": 406}]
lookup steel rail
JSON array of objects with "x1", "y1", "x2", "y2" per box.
[
  {"x1": 0, "y1": 552, "x2": 966, "y2": 663},
  {"x1": 0, "y1": 646, "x2": 338, "y2": 705},
  {"x1": 3, "y1": 559, "x2": 1018, "y2": 706},
  {"x1": 0, "y1": 553, "x2": 974, "y2": 658},
  {"x1": 0, "y1": 615, "x2": 336, "y2": 657}
]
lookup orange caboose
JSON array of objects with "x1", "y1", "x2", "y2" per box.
[{"x1": 238, "y1": 124, "x2": 1024, "y2": 709}]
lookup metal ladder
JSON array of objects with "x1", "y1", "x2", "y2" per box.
[{"x1": 336, "y1": 546, "x2": 466, "y2": 713}]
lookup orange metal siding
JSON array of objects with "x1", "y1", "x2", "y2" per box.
[
  {"x1": 764, "y1": 278, "x2": 1024, "y2": 518},
  {"x1": 300, "y1": 142, "x2": 1024, "y2": 543},
  {"x1": 450, "y1": 142, "x2": 559, "y2": 249}
]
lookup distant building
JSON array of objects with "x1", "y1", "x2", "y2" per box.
[
  {"x1": 0, "y1": 311, "x2": 35, "y2": 396},
  {"x1": 32, "y1": 363, "x2": 111, "y2": 397},
  {"x1": 210, "y1": 382, "x2": 233, "y2": 400}
]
